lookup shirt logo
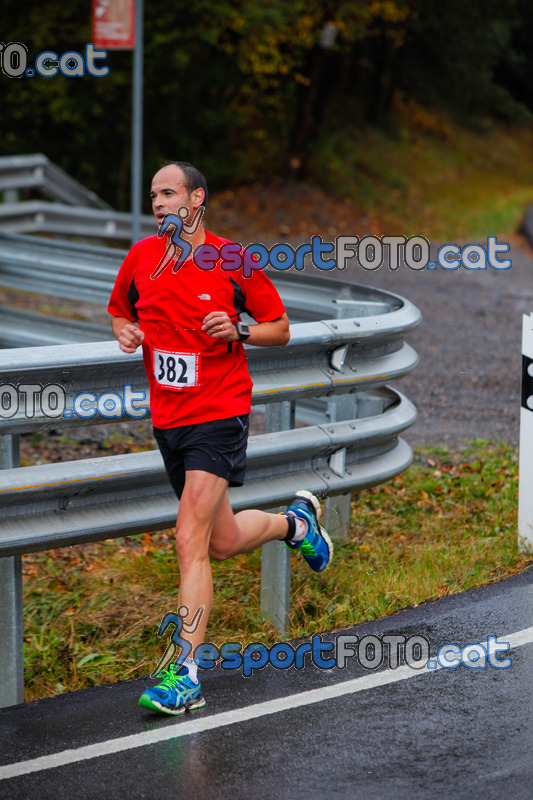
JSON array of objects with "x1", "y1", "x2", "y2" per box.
[{"x1": 198, "y1": 293, "x2": 211, "y2": 300}]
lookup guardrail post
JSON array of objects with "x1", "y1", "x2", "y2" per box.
[
  {"x1": 325, "y1": 307, "x2": 359, "y2": 541},
  {"x1": 0, "y1": 434, "x2": 23, "y2": 707},
  {"x1": 324, "y1": 395, "x2": 355, "y2": 543},
  {"x1": 260, "y1": 401, "x2": 294, "y2": 635},
  {"x1": 323, "y1": 492, "x2": 352, "y2": 542},
  {"x1": 3, "y1": 189, "x2": 19, "y2": 204}
]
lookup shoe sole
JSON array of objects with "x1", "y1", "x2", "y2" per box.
[
  {"x1": 294, "y1": 490, "x2": 334, "y2": 571},
  {"x1": 294, "y1": 489, "x2": 322, "y2": 517},
  {"x1": 138, "y1": 692, "x2": 206, "y2": 716}
]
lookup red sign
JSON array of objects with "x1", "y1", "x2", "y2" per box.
[{"x1": 92, "y1": 0, "x2": 135, "y2": 50}]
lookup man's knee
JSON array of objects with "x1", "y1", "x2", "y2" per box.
[
  {"x1": 175, "y1": 525, "x2": 209, "y2": 565},
  {"x1": 180, "y1": 472, "x2": 228, "y2": 521}
]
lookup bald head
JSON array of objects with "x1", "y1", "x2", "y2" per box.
[{"x1": 157, "y1": 161, "x2": 208, "y2": 207}]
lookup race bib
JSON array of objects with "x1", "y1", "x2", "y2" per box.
[{"x1": 153, "y1": 348, "x2": 199, "y2": 390}]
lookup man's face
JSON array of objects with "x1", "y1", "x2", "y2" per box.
[{"x1": 150, "y1": 165, "x2": 200, "y2": 227}]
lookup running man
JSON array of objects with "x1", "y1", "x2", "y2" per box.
[{"x1": 108, "y1": 160, "x2": 333, "y2": 716}]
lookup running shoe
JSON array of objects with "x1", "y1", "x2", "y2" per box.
[
  {"x1": 138, "y1": 664, "x2": 205, "y2": 716},
  {"x1": 284, "y1": 490, "x2": 333, "y2": 573}
]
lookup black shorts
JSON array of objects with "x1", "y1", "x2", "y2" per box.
[{"x1": 153, "y1": 414, "x2": 249, "y2": 499}]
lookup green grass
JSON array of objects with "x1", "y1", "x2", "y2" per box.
[
  {"x1": 311, "y1": 103, "x2": 533, "y2": 240},
  {"x1": 22, "y1": 441, "x2": 531, "y2": 702}
]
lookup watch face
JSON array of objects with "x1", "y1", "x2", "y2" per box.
[{"x1": 237, "y1": 322, "x2": 250, "y2": 340}]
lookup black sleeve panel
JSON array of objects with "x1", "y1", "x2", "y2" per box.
[
  {"x1": 127, "y1": 276, "x2": 140, "y2": 320},
  {"x1": 230, "y1": 277, "x2": 252, "y2": 317}
]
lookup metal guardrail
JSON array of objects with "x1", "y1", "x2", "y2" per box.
[
  {"x1": 0, "y1": 201, "x2": 155, "y2": 241},
  {"x1": 0, "y1": 154, "x2": 111, "y2": 209},
  {"x1": 0, "y1": 154, "x2": 152, "y2": 241},
  {"x1": 0, "y1": 388, "x2": 415, "y2": 556},
  {"x1": 0, "y1": 323, "x2": 418, "y2": 433},
  {"x1": 0, "y1": 308, "x2": 110, "y2": 349}
]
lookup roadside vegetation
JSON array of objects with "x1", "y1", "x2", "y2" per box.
[
  {"x1": 22, "y1": 441, "x2": 530, "y2": 702},
  {"x1": 310, "y1": 107, "x2": 533, "y2": 241}
]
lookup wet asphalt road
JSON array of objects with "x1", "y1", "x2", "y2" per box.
[
  {"x1": 1, "y1": 235, "x2": 532, "y2": 798},
  {"x1": 0, "y1": 568, "x2": 532, "y2": 799}
]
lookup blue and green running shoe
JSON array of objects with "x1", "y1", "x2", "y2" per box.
[
  {"x1": 284, "y1": 490, "x2": 333, "y2": 573},
  {"x1": 138, "y1": 664, "x2": 205, "y2": 716}
]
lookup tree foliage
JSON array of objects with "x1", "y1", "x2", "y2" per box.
[{"x1": 1, "y1": 0, "x2": 531, "y2": 208}]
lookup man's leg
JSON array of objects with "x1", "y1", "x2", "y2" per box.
[
  {"x1": 208, "y1": 493, "x2": 289, "y2": 560},
  {"x1": 208, "y1": 490, "x2": 334, "y2": 573},
  {"x1": 175, "y1": 470, "x2": 289, "y2": 655},
  {"x1": 140, "y1": 468, "x2": 330, "y2": 714},
  {"x1": 139, "y1": 469, "x2": 238, "y2": 715}
]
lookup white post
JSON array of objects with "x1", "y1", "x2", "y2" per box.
[{"x1": 518, "y1": 312, "x2": 533, "y2": 552}]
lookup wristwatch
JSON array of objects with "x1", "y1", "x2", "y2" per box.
[{"x1": 234, "y1": 321, "x2": 251, "y2": 342}]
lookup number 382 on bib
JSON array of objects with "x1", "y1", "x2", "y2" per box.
[{"x1": 153, "y1": 348, "x2": 199, "y2": 390}]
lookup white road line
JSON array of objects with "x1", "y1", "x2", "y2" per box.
[{"x1": 1, "y1": 626, "x2": 532, "y2": 781}]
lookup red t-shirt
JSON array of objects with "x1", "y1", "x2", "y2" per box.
[{"x1": 108, "y1": 230, "x2": 285, "y2": 428}]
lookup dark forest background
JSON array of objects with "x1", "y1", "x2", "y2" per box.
[{"x1": 2, "y1": 0, "x2": 533, "y2": 214}]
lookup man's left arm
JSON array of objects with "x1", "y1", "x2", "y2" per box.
[{"x1": 202, "y1": 311, "x2": 290, "y2": 347}]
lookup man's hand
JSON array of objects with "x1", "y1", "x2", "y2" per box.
[
  {"x1": 119, "y1": 324, "x2": 145, "y2": 353},
  {"x1": 201, "y1": 311, "x2": 290, "y2": 347},
  {"x1": 201, "y1": 311, "x2": 239, "y2": 342},
  {"x1": 111, "y1": 317, "x2": 145, "y2": 353}
]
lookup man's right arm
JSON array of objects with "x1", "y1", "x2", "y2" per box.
[{"x1": 111, "y1": 316, "x2": 145, "y2": 353}]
